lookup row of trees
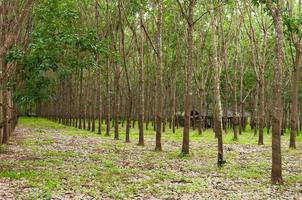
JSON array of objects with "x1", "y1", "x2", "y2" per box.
[
  {"x1": 0, "y1": 0, "x2": 33, "y2": 144},
  {"x1": 1, "y1": 0, "x2": 301, "y2": 185}
]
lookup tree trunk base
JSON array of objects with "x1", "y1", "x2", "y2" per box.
[
  {"x1": 218, "y1": 159, "x2": 226, "y2": 167},
  {"x1": 271, "y1": 177, "x2": 283, "y2": 185},
  {"x1": 155, "y1": 146, "x2": 162, "y2": 151}
]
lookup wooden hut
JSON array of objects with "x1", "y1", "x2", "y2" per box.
[{"x1": 177, "y1": 109, "x2": 250, "y2": 129}]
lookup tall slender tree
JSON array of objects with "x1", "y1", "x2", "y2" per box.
[
  {"x1": 266, "y1": 0, "x2": 285, "y2": 185},
  {"x1": 155, "y1": 0, "x2": 163, "y2": 151},
  {"x1": 212, "y1": 0, "x2": 225, "y2": 166},
  {"x1": 176, "y1": 0, "x2": 195, "y2": 154},
  {"x1": 138, "y1": 9, "x2": 145, "y2": 146},
  {"x1": 288, "y1": 0, "x2": 302, "y2": 149}
]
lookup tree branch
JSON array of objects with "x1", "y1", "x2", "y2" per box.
[
  {"x1": 176, "y1": 0, "x2": 190, "y2": 25},
  {"x1": 141, "y1": 23, "x2": 158, "y2": 56},
  {"x1": 243, "y1": 87, "x2": 254, "y2": 103},
  {"x1": 192, "y1": 2, "x2": 227, "y2": 26}
]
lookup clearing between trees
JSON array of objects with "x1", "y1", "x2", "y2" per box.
[{"x1": 0, "y1": 118, "x2": 301, "y2": 200}]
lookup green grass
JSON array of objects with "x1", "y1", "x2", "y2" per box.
[
  {"x1": 224, "y1": 161, "x2": 269, "y2": 179},
  {"x1": 0, "y1": 144, "x2": 8, "y2": 151},
  {"x1": 18, "y1": 117, "x2": 67, "y2": 129},
  {"x1": 0, "y1": 117, "x2": 300, "y2": 199},
  {"x1": 0, "y1": 169, "x2": 61, "y2": 198},
  {"x1": 0, "y1": 170, "x2": 38, "y2": 179},
  {"x1": 18, "y1": 117, "x2": 302, "y2": 145},
  {"x1": 287, "y1": 173, "x2": 302, "y2": 184}
]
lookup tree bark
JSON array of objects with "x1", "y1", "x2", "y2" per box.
[
  {"x1": 198, "y1": 89, "x2": 205, "y2": 135},
  {"x1": 239, "y1": 58, "x2": 244, "y2": 135},
  {"x1": 78, "y1": 68, "x2": 83, "y2": 129},
  {"x1": 155, "y1": 0, "x2": 163, "y2": 151},
  {"x1": 182, "y1": 0, "x2": 194, "y2": 155},
  {"x1": 258, "y1": 27, "x2": 268, "y2": 145},
  {"x1": 172, "y1": 75, "x2": 176, "y2": 134},
  {"x1": 232, "y1": 13, "x2": 240, "y2": 141},
  {"x1": 138, "y1": 10, "x2": 145, "y2": 146},
  {"x1": 258, "y1": 73, "x2": 265, "y2": 145},
  {"x1": 212, "y1": 0, "x2": 225, "y2": 166},
  {"x1": 114, "y1": 63, "x2": 120, "y2": 140},
  {"x1": 1, "y1": 59, "x2": 8, "y2": 144},
  {"x1": 253, "y1": 83, "x2": 259, "y2": 136},
  {"x1": 289, "y1": 0, "x2": 301, "y2": 149},
  {"x1": 289, "y1": 43, "x2": 301, "y2": 148},
  {"x1": 106, "y1": 57, "x2": 111, "y2": 136},
  {"x1": 267, "y1": 0, "x2": 284, "y2": 185}
]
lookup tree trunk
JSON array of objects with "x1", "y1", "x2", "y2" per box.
[
  {"x1": 172, "y1": 77, "x2": 176, "y2": 134},
  {"x1": 290, "y1": 45, "x2": 300, "y2": 148},
  {"x1": 106, "y1": 57, "x2": 111, "y2": 136},
  {"x1": 258, "y1": 74, "x2": 265, "y2": 145},
  {"x1": 78, "y1": 68, "x2": 83, "y2": 129},
  {"x1": 192, "y1": 105, "x2": 196, "y2": 131},
  {"x1": 1, "y1": 60, "x2": 8, "y2": 144},
  {"x1": 182, "y1": 0, "x2": 194, "y2": 155},
  {"x1": 126, "y1": 96, "x2": 132, "y2": 143},
  {"x1": 239, "y1": 61, "x2": 244, "y2": 135},
  {"x1": 97, "y1": 89, "x2": 102, "y2": 135},
  {"x1": 267, "y1": 0, "x2": 284, "y2": 185},
  {"x1": 114, "y1": 64, "x2": 120, "y2": 140},
  {"x1": 232, "y1": 11, "x2": 240, "y2": 141},
  {"x1": 212, "y1": 0, "x2": 225, "y2": 166},
  {"x1": 253, "y1": 83, "x2": 259, "y2": 136},
  {"x1": 87, "y1": 71, "x2": 92, "y2": 131},
  {"x1": 91, "y1": 75, "x2": 96, "y2": 132},
  {"x1": 155, "y1": 0, "x2": 163, "y2": 151},
  {"x1": 138, "y1": 10, "x2": 145, "y2": 146},
  {"x1": 198, "y1": 89, "x2": 204, "y2": 135},
  {"x1": 289, "y1": 0, "x2": 301, "y2": 148}
]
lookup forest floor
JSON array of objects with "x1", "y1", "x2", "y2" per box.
[{"x1": 0, "y1": 118, "x2": 301, "y2": 200}]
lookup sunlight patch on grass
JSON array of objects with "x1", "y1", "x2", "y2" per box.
[
  {"x1": 0, "y1": 170, "x2": 38, "y2": 179},
  {"x1": 19, "y1": 117, "x2": 67, "y2": 130},
  {"x1": 223, "y1": 161, "x2": 269, "y2": 179},
  {"x1": 286, "y1": 173, "x2": 302, "y2": 185}
]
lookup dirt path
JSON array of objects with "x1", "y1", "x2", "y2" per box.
[{"x1": 0, "y1": 120, "x2": 301, "y2": 200}]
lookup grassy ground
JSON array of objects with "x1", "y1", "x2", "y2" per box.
[{"x1": 0, "y1": 117, "x2": 301, "y2": 199}]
